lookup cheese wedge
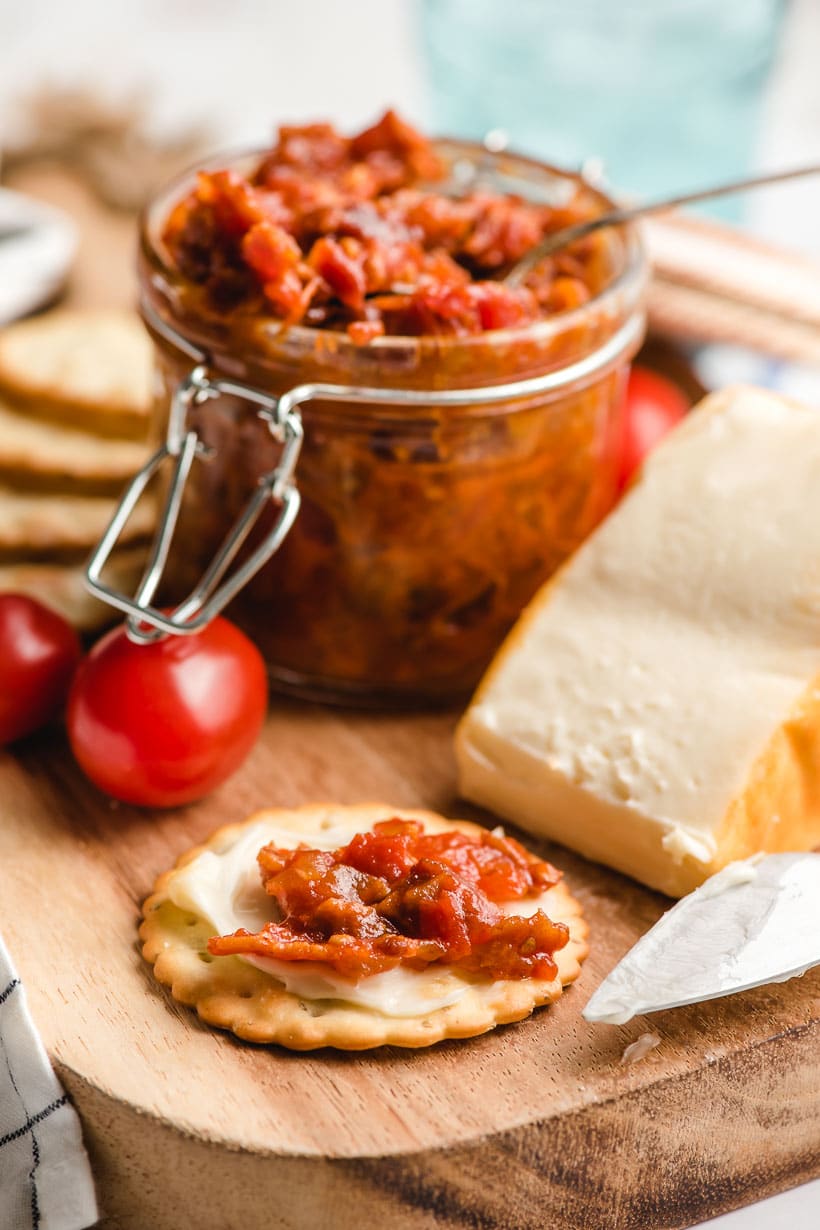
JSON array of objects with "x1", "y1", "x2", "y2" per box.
[{"x1": 456, "y1": 386, "x2": 820, "y2": 897}]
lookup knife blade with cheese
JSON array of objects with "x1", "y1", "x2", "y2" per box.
[
  {"x1": 583, "y1": 853, "x2": 820, "y2": 1023},
  {"x1": 456, "y1": 386, "x2": 820, "y2": 897}
]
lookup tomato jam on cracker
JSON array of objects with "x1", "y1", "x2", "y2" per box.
[{"x1": 208, "y1": 818, "x2": 569, "y2": 981}]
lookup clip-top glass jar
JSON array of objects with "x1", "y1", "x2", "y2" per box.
[{"x1": 135, "y1": 140, "x2": 647, "y2": 705}]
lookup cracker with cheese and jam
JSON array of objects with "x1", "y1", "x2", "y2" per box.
[
  {"x1": 458, "y1": 385, "x2": 820, "y2": 897},
  {"x1": 140, "y1": 804, "x2": 588, "y2": 1050}
]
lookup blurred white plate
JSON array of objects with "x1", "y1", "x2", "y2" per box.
[{"x1": 0, "y1": 188, "x2": 77, "y2": 325}]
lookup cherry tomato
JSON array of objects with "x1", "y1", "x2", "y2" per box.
[
  {"x1": 66, "y1": 616, "x2": 268, "y2": 807},
  {"x1": 0, "y1": 594, "x2": 81, "y2": 746},
  {"x1": 619, "y1": 365, "x2": 690, "y2": 490}
]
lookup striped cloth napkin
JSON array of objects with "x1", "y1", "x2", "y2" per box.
[{"x1": 0, "y1": 935, "x2": 97, "y2": 1230}]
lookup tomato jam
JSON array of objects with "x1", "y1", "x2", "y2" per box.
[
  {"x1": 139, "y1": 113, "x2": 646, "y2": 703},
  {"x1": 161, "y1": 110, "x2": 613, "y2": 341},
  {"x1": 208, "y1": 818, "x2": 568, "y2": 981}
]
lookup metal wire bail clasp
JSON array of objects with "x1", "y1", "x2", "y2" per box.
[{"x1": 85, "y1": 364, "x2": 303, "y2": 642}]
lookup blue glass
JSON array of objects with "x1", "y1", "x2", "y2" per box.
[{"x1": 419, "y1": 0, "x2": 783, "y2": 219}]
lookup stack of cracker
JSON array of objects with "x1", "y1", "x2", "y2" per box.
[{"x1": 0, "y1": 309, "x2": 157, "y2": 630}]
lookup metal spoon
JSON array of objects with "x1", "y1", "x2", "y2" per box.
[{"x1": 505, "y1": 161, "x2": 820, "y2": 286}]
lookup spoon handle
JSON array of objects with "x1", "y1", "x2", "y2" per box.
[{"x1": 506, "y1": 161, "x2": 820, "y2": 285}]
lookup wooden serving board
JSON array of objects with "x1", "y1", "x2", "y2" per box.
[
  {"x1": 2, "y1": 164, "x2": 818, "y2": 1227},
  {"x1": 1, "y1": 701, "x2": 818, "y2": 1230}
]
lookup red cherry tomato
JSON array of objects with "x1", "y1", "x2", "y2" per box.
[
  {"x1": 619, "y1": 365, "x2": 690, "y2": 489},
  {"x1": 67, "y1": 616, "x2": 268, "y2": 807},
  {"x1": 0, "y1": 594, "x2": 81, "y2": 745}
]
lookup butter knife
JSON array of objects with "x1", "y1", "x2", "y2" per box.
[{"x1": 583, "y1": 852, "x2": 820, "y2": 1025}]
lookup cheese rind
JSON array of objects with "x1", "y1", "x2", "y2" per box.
[{"x1": 457, "y1": 386, "x2": 820, "y2": 897}]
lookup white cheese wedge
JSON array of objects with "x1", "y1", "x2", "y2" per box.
[{"x1": 456, "y1": 386, "x2": 820, "y2": 897}]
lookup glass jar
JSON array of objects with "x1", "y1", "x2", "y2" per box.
[{"x1": 136, "y1": 141, "x2": 647, "y2": 705}]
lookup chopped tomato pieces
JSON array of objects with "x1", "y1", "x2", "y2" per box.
[
  {"x1": 308, "y1": 236, "x2": 367, "y2": 309},
  {"x1": 241, "y1": 220, "x2": 300, "y2": 284},
  {"x1": 162, "y1": 111, "x2": 605, "y2": 341},
  {"x1": 208, "y1": 819, "x2": 568, "y2": 981}
]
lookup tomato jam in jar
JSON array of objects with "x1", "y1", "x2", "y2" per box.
[{"x1": 138, "y1": 112, "x2": 646, "y2": 704}]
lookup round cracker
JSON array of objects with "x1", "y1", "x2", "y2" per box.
[
  {"x1": 0, "y1": 546, "x2": 148, "y2": 630},
  {"x1": 0, "y1": 395, "x2": 150, "y2": 488},
  {"x1": 0, "y1": 484, "x2": 155, "y2": 554},
  {"x1": 0, "y1": 309, "x2": 153, "y2": 438},
  {"x1": 140, "y1": 803, "x2": 589, "y2": 1051}
]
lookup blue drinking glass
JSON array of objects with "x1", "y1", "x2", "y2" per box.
[{"x1": 419, "y1": 0, "x2": 784, "y2": 219}]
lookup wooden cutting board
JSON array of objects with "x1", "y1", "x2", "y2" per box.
[
  {"x1": 1, "y1": 701, "x2": 818, "y2": 1230},
  {"x1": 2, "y1": 164, "x2": 818, "y2": 1228}
]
